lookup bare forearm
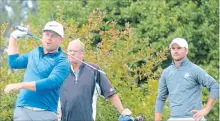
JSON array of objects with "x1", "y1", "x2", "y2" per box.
[
  {"x1": 4, "y1": 81, "x2": 36, "y2": 94},
  {"x1": 20, "y1": 82, "x2": 36, "y2": 91},
  {"x1": 108, "y1": 94, "x2": 124, "y2": 113},
  {"x1": 155, "y1": 112, "x2": 162, "y2": 121},
  {"x1": 204, "y1": 98, "x2": 216, "y2": 112},
  {"x1": 192, "y1": 98, "x2": 216, "y2": 120},
  {"x1": 8, "y1": 36, "x2": 19, "y2": 55}
]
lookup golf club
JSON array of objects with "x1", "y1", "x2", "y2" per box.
[
  {"x1": 15, "y1": 26, "x2": 106, "y2": 74},
  {"x1": 15, "y1": 26, "x2": 42, "y2": 40}
]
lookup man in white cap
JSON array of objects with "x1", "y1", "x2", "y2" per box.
[
  {"x1": 4, "y1": 21, "x2": 70, "y2": 121},
  {"x1": 154, "y1": 38, "x2": 219, "y2": 121}
]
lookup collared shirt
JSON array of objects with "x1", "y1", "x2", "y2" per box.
[
  {"x1": 155, "y1": 58, "x2": 219, "y2": 118},
  {"x1": 60, "y1": 62, "x2": 116, "y2": 121},
  {"x1": 71, "y1": 64, "x2": 80, "y2": 83},
  {"x1": 8, "y1": 46, "x2": 70, "y2": 113}
]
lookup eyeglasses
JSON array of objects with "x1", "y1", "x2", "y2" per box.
[{"x1": 67, "y1": 49, "x2": 84, "y2": 54}]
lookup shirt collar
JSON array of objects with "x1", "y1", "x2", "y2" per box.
[
  {"x1": 39, "y1": 46, "x2": 62, "y2": 56},
  {"x1": 70, "y1": 60, "x2": 86, "y2": 73}
]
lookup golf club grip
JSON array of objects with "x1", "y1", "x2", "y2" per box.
[
  {"x1": 15, "y1": 26, "x2": 41, "y2": 40},
  {"x1": 14, "y1": 26, "x2": 27, "y2": 32}
]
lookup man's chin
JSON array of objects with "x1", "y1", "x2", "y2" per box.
[
  {"x1": 69, "y1": 59, "x2": 76, "y2": 62},
  {"x1": 174, "y1": 59, "x2": 181, "y2": 61},
  {"x1": 45, "y1": 47, "x2": 55, "y2": 52},
  {"x1": 70, "y1": 61, "x2": 78, "y2": 64},
  {"x1": 174, "y1": 57, "x2": 185, "y2": 61}
]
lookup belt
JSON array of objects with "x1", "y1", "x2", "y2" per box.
[{"x1": 22, "y1": 106, "x2": 46, "y2": 111}]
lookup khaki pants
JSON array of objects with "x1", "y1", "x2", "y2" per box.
[
  {"x1": 167, "y1": 117, "x2": 206, "y2": 121},
  {"x1": 14, "y1": 107, "x2": 58, "y2": 121}
]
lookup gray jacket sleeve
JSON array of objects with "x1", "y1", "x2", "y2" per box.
[
  {"x1": 196, "y1": 67, "x2": 219, "y2": 99},
  {"x1": 155, "y1": 70, "x2": 169, "y2": 113}
]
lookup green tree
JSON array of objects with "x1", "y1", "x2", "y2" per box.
[
  {"x1": 0, "y1": 0, "x2": 219, "y2": 120},
  {"x1": 0, "y1": 9, "x2": 168, "y2": 120}
]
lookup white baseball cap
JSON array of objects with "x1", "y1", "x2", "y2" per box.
[
  {"x1": 169, "y1": 38, "x2": 188, "y2": 49},
  {"x1": 43, "y1": 21, "x2": 64, "y2": 38}
]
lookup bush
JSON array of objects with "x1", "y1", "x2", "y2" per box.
[
  {"x1": 0, "y1": 0, "x2": 219, "y2": 120},
  {"x1": 0, "y1": 9, "x2": 168, "y2": 120}
]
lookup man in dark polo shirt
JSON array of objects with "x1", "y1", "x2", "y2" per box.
[{"x1": 59, "y1": 38, "x2": 132, "y2": 121}]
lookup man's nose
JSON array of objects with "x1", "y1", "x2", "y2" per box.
[{"x1": 174, "y1": 50, "x2": 179, "y2": 54}]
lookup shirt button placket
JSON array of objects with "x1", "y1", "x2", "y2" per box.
[{"x1": 74, "y1": 72, "x2": 78, "y2": 83}]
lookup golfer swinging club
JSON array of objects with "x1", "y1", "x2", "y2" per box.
[
  {"x1": 4, "y1": 21, "x2": 70, "y2": 121},
  {"x1": 6, "y1": 23, "x2": 144, "y2": 121}
]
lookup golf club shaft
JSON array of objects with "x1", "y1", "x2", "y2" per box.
[
  {"x1": 15, "y1": 27, "x2": 106, "y2": 74},
  {"x1": 62, "y1": 51, "x2": 106, "y2": 74}
]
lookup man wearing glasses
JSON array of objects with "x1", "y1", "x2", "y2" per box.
[{"x1": 59, "y1": 38, "x2": 132, "y2": 121}]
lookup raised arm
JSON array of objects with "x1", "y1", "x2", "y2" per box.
[
  {"x1": 8, "y1": 27, "x2": 29, "y2": 69},
  {"x1": 8, "y1": 26, "x2": 28, "y2": 55}
]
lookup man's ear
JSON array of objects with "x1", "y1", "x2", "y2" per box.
[{"x1": 186, "y1": 48, "x2": 188, "y2": 55}]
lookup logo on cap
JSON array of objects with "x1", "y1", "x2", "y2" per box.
[
  {"x1": 43, "y1": 21, "x2": 64, "y2": 38},
  {"x1": 49, "y1": 25, "x2": 59, "y2": 27}
]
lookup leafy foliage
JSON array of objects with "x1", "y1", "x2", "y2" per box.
[
  {"x1": 0, "y1": 9, "x2": 168, "y2": 120},
  {"x1": 0, "y1": 0, "x2": 219, "y2": 121}
]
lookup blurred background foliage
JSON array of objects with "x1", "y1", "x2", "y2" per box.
[{"x1": 0, "y1": 0, "x2": 219, "y2": 121}]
